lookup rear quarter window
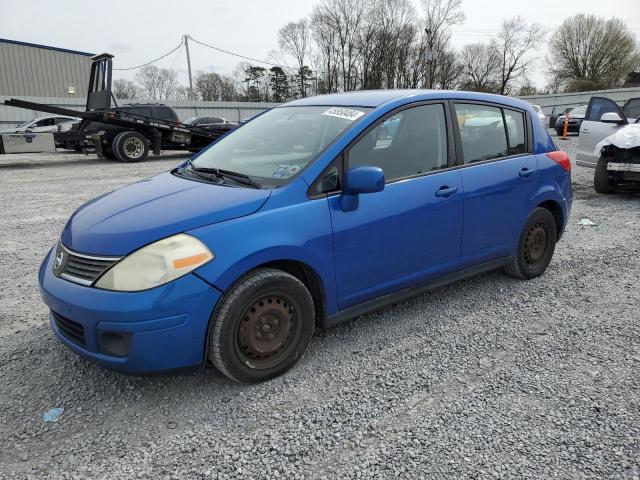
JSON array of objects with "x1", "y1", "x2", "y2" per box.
[{"x1": 503, "y1": 109, "x2": 526, "y2": 155}]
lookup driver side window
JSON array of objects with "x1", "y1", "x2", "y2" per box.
[{"x1": 348, "y1": 103, "x2": 448, "y2": 182}]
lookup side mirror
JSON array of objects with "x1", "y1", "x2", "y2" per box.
[
  {"x1": 343, "y1": 166, "x2": 385, "y2": 195},
  {"x1": 600, "y1": 112, "x2": 625, "y2": 124},
  {"x1": 340, "y1": 166, "x2": 384, "y2": 212}
]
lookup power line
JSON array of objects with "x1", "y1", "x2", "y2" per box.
[
  {"x1": 188, "y1": 35, "x2": 281, "y2": 67},
  {"x1": 113, "y1": 40, "x2": 184, "y2": 71},
  {"x1": 168, "y1": 41, "x2": 184, "y2": 70}
]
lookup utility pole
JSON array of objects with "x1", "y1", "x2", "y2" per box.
[
  {"x1": 424, "y1": 28, "x2": 435, "y2": 89},
  {"x1": 184, "y1": 34, "x2": 194, "y2": 100}
]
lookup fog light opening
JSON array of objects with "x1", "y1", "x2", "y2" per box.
[{"x1": 100, "y1": 331, "x2": 132, "y2": 357}]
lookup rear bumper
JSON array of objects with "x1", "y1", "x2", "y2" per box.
[{"x1": 39, "y1": 247, "x2": 222, "y2": 373}]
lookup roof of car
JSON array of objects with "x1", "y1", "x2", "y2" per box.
[{"x1": 285, "y1": 89, "x2": 531, "y2": 110}]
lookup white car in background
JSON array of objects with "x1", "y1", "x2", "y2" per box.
[
  {"x1": 0, "y1": 115, "x2": 80, "y2": 134},
  {"x1": 577, "y1": 96, "x2": 640, "y2": 193}
]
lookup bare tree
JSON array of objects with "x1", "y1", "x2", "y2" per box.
[
  {"x1": 135, "y1": 66, "x2": 179, "y2": 101},
  {"x1": 433, "y1": 48, "x2": 461, "y2": 90},
  {"x1": 311, "y1": 0, "x2": 367, "y2": 91},
  {"x1": 172, "y1": 86, "x2": 190, "y2": 101},
  {"x1": 358, "y1": 0, "x2": 416, "y2": 90},
  {"x1": 492, "y1": 16, "x2": 545, "y2": 95},
  {"x1": 548, "y1": 14, "x2": 640, "y2": 92},
  {"x1": 157, "y1": 68, "x2": 179, "y2": 100},
  {"x1": 135, "y1": 66, "x2": 162, "y2": 100},
  {"x1": 420, "y1": 0, "x2": 465, "y2": 88},
  {"x1": 113, "y1": 79, "x2": 137, "y2": 99},
  {"x1": 459, "y1": 43, "x2": 500, "y2": 92},
  {"x1": 279, "y1": 19, "x2": 311, "y2": 96}
]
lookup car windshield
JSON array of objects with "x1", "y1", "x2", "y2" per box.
[
  {"x1": 15, "y1": 119, "x2": 33, "y2": 128},
  {"x1": 182, "y1": 117, "x2": 197, "y2": 125},
  {"x1": 191, "y1": 106, "x2": 371, "y2": 187}
]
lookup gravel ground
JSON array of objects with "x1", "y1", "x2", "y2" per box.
[{"x1": 0, "y1": 136, "x2": 639, "y2": 480}]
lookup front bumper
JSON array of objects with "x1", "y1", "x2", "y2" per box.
[{"x1": 39, "y1": 248, "x2": 221, "y2": 373}]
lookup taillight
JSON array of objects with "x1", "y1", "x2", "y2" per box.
[{"x1": 546, "y1": 150, "x2": 571, "y2": 174}]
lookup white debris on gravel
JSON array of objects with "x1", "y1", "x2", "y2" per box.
[
  {"x1": 0, "y1": 139, "x2": 639, "y2": 479},
  {"x1": 577, "y1": 218, "x2": 596, "y2": 226}
]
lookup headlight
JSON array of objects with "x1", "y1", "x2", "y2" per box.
[{"x1": 95, "y1": 234, "x2": 214, "y2": 291}]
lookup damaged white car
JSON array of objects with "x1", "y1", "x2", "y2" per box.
[{"x1": 577, "y1": 97, "x2": 640, "y2": 193}]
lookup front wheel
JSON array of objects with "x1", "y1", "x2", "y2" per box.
[
  {"x1": 594, "y1": 156, "x2": 614, "y2": 194},
  {"x1": 505, "y1": 208, "x2": 557, "y2": 280},
  {"x1": 208, "y1": 268, "x2": 315, "y2": 383}
]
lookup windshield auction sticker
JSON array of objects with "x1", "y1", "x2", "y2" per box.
[{"x1": 322, "y1": 107, "x2": 365, "y2": 121}]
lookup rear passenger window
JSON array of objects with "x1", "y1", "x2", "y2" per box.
[
  {"x1": 455, "y1": 104, "x2": 508, "y2": 164},
  {"x1": 155, "y1": 107, "x2": 176, "y2": 121},
  {"x1": 349, "y1": 104, "x2": 448, "y2": 182},
  {"x1": 504, "y1": 109, "x2": 526, "y2": 155}
]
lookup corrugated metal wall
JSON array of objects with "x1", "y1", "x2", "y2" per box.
[
  {"x1": 0, "y1": 41, "x2": 92, "y2": 97},
  {"x1": 519, "y1": 87, "x2": 640, "y2": 114},
  {"x1": 0, "y1": 96, "x2": 278, "y2": 126},
  {"x1": 3, "y1": 86, "x2": 640, "y2": 127}
]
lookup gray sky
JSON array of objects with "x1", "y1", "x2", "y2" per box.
[{"x1": 1, "y1": 0, "x2": 639, "y2": 90}]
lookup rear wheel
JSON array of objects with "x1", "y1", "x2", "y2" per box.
[
  {"x1": 102, "y1": 145, "x2": 117, "y2": 160},
  {"x1": 208, "y1": 268, "x2": 315, "y2": 383},
  {"x1": 594, "y1": 156, "x2": 614, "y2": 194},
  {"x1": 505, "y1": 208, "x2": 557, "y2": 280},
  {"x1": 113, "y1": 131, "x2": 149, "y2": 162}
]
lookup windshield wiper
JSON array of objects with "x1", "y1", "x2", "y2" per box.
[{"x1": 187, "y1": 160, "x2": 261, "y2": 188}]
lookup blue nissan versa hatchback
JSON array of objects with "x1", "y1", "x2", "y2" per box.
[{"x1": 39, "y1": 90, "x2": 572, "y2": 382}]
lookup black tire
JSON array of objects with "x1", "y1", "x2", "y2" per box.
[
  {"x1": 555, "y1": 128, "x2": 563, "y2": 136},
  {"x1": 113, "y1": 131, "x2": 149, "y2": 162},
  {"x1": 594, "y1": 156, "x2": 614, "y2": 194},
  {"x1": 102, "y1": 146, "x2": 117, "y2": 160},
  {"x1": 208, "y1": 268, "x2": 315, "y2": 383},
  {"x1": 505, "y1": 208, "x2": 557, "y2": 280}
]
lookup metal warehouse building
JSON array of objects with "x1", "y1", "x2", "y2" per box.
[{"x1": 0, "y1": 38, "x2": 93, "y2": 97}]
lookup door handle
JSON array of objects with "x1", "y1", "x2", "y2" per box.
[
  {"x1": 519, "y1": 168, "x2": 534, "y2": 178},
  {"x1": 435, "y1": 186, "x2": 458, "y2": 197},
  {"x1": 582, "y1": 128, "x2": 590, "y2": 133}
]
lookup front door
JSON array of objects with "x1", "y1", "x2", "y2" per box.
[
  {"x1": 329, "y1": 102, "x2": 463, "y2": 310},
  {"x1": 578, "y1": 97, "x2": 630, "y2": 167}
]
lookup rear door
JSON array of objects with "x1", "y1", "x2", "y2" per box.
[
  {"x1": 453, "y1": 102, "x2": 538, "y2": 268},
  {"x1": 578, "y1": 97, "x2": 627, "y2": 167}
]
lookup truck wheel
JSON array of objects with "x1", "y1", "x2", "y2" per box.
[
  {"x1": 208, "y1": 268, "x2": 315, "y2": 383},
  {"x1": 594, "y1": 156, "x2": 614, "y2": 194},
  {"x1": 504, "y1": 208, "x2": 557, "y2": 280},
  {"x1": 113, "y1": 131, "x2": 149, "y2": 162},
  {"x1": 102, "y1": 146, "x2": 117, "y2": 160}
]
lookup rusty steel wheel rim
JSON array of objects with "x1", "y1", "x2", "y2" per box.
[
  {"x1": 524, "y1": 222, "x2": 548, "y2": 266},
  {"x1": 236, "y1": 295, "x2": 296, "y2": 368}
]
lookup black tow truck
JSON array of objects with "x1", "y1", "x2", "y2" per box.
[{"x1": 3, "y1": 54, "x2": 236, "y2": 162}]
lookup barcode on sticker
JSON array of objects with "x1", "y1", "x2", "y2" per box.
[{"x1": 322, "y1": 107, "x2": 365, "y2": 121}]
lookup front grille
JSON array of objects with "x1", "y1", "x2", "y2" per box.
[
  {"x1": 52, "y1": 311, "x2": 85, "y2": 346},
  {"x1": 53, "y1": 243, "x2": 120, "y2": 286}
]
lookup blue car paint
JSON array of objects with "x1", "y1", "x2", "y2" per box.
[
  {"x1": 39, "y1": 90, "x2": 572, "y2": 373},
  {"x1": 39, "y1": 248, "x2": 221, "y2": 372},
  {"x1": 61, "y1": 171, "x2": 271, "y2": 256}
]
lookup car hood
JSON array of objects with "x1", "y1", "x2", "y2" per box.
[{"x1": 61, "y1": 171, "x2": 271, "y2": 256}]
